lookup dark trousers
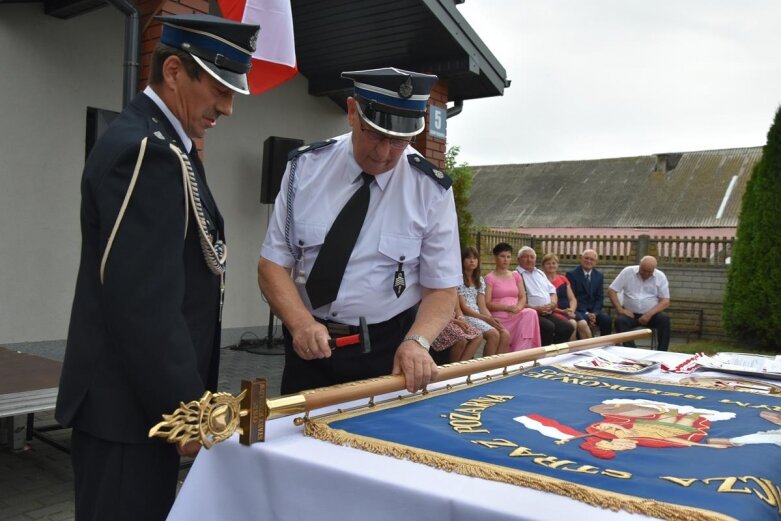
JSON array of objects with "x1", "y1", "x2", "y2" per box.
[
  {"x1": 539, "y1": 313, "x2": 575, "y2": 346},
  {"x1": 591, "y1": 311, "x2": 612, "y2": 336},
  {"x1": 281, "y1": 307, "x2": 417, "y2": 394},
  {"x1": 71, "y1": 429, "x2": 179, "y2": 521},
  {"x1": 615, "y1": 311, "x2": 671, "y2": 351}
]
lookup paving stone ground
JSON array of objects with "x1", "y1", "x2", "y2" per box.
[{"x1": 0, "y1": 337, "x2": 285, "y2": 521}]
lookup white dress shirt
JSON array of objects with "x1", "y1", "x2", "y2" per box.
[
  {"x1": 516, "y1": 266, "x2": 555, "y2": 307},
  {"x1": 609, "y1": 265, "x2": 670, "y2": 314},
  {"x1": 260, "y1": 132, "x2": 461, "y2": 325}
]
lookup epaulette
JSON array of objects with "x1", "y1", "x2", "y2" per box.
[
  {"x1": 288, "y1": 138, "x2": 337, "y2": 161},
  {"x1": 407, "y1": 154, "x2": 452, "y2": 189},
  {"x1": 147, "y1": 116, "x2": 181, "y2": 148}
]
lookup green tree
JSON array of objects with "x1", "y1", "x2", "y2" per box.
[
  {"x1": 723, "y1": 105, "x2": 781, "y2": 350},
  {"x1": 445, "y1": 146, "x2": 474, "y2": 248}
]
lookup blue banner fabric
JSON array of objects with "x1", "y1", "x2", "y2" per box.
[{"x1": 308, "y1": 365, "x2": 781, "y2": 520}]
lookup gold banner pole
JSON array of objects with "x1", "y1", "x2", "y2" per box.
[{"x1": 150, "y1": 329, "x2": 651, "y2": 448}]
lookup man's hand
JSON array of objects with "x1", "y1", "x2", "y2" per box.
[
  {"x1": 291, "y1": 319, "x2": 332, "y2": 360},
  {"x1": 177, "y1": 440, "x2": 201, "y2": 458},
  {"x1": 638, "y1": 312, "x2": 654, "y2": 326},
  {"x1": 619, "y1": 308, "x2": 635, "y2": 319},
  {"x1": 588, "y1": 312, "x2": 597, "y2": 325},
  {"x1": 392, "y1": 341, "x2": 438, "y2": 393},
  {"x1": 534, "y1": 304, "x2": 552, "y2": 316}
]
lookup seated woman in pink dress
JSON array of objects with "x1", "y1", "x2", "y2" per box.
[
  {"x1": 458, "y1": 246, "x2": 510, "y2": 357},
  {"x1": 484, "y1": 243, "x2": 541, "y2": 351}
]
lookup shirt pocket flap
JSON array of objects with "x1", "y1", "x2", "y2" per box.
[
  {"x1": 296, "y1": 222, "x2": 328, "y2": 249},
  {"x1": 378, "y1": 233, "x2": 422, "y2": 262}
]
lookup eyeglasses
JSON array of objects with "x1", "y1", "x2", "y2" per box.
[{"x1": 359, "y1": 121, "x2": 413, "y2": 150}]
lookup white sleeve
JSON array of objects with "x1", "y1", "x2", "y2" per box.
[
  {"x1": 259, "y1": 162, "x2": 296, "y2": 268},
  {"x1": 609, "y1": 266, "x2": 630, "y2": 292},
  {"x1": 418, "y1": 188, "x2": 462, "y2": 289}
]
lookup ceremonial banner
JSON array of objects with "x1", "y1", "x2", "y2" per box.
[
  {"x1": 307, "y1": 366, "x2": 781, "y2": 520},
  {"x1": 218, "y1": 0, "x2": 297, "y2": 94}
]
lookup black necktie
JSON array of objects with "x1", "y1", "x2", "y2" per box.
[
  {"x1": 585, "y1": 272, "x2": 591, "y2": 288},
  {"x1": 306, "y1": 172, "x2": 373, "y2": 309}
]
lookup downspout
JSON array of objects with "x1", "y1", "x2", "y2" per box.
[
  {"x1": 447, "y1": 100, "x2": 463, "y2": 118},
  {"x1": 106, "y1": 0, "x2": 140, "y2": 108}
]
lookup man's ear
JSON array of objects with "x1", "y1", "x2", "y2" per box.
[
  {"x1": 161, "y1": 55, "x2": 183, "y2": 89},
  {"x1": 346, "y1": 96, "x2": 357, "y2": 128}
]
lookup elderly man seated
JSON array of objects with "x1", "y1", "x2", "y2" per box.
[
  {"x1": 516, "y1": 247, "x2": 574, "y2": 346},
  {"x1": 567, "y1": 249, "x2": 611, "y2": 338},
  {"x1": 608, "y1": 256, "x2": 672, "y2": 351}
]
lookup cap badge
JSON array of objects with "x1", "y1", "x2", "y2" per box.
[
  {"x1": 249, "y1": 33, "x2": 258, "y2": 52},
  {"x1": 398, "y1": 76, "x2": 413, "y2": 99}
]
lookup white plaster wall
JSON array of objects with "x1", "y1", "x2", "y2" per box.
[
  {"x1": 0, "y1": 5, "x2": 346, "y2": 343},
  {"x1": 0, "y1": 6, "x2": 124, "y2": 344}
]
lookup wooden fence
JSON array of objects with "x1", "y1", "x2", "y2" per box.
[{"x1": 471, "y1": 230, "x2": 733, "y2": 267}]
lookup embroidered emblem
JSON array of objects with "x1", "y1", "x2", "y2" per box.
[
  {"x1": 398, "y1": 76, "x2": 413, "y2": 99},
  {"x1": 249, "y1": 33, "x2": 258, "y2": 52},
  {"x1": 393, "y1": 260, "x2": 406, "y2": 298},
  {"x1": 433, "y1": 169, "x2": 444, "y2": 179}
]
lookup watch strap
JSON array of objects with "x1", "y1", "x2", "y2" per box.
[{"x1": 403, "y1": 335, "x2": 430, "y2": 350}]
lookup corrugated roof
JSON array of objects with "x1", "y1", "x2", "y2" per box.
[{"x1": 467, "y1": 147, "x2": 762, "y2": 229}]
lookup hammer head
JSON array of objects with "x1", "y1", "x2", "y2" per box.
[{"x1": 358, "y1": 316, "x2": 371, "y2": 353}]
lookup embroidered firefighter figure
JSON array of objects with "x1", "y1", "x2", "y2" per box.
[{"x1": 515, "y1": 398, "x2": 781, "y2": 460}]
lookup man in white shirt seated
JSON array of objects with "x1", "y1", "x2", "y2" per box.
[
  {"x1": 516, "y1": 247, "x2": 574, "y2": 346},
  {"x1": 608, "y1": 256, "x2": 672, "y2": 351}
]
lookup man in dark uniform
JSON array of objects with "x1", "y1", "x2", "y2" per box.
[
  {"x1": 55, "y1": 15, "x2": 259, "y2": 521},
  {"x1": 259, "y1": 68, "x2": 462, "y2": 395}
]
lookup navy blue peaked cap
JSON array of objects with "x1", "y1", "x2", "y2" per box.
[
  {"x1": 157, "y1": 14, "x2": 260, "y2": 95},
  {"x1": 342, "y1": 67, "x2": 438, "y2": 137}
]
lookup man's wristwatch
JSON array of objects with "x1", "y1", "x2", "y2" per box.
[{"x1": 403, "y1": 335, "x2": 431, "y2": 350}]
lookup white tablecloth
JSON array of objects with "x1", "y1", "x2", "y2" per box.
[{"x1": 167, "y1": 347, "x2": 748, "y2": 521}]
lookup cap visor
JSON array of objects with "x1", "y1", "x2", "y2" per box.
[
  {"x1": 192, "y1": 55, "x2": 250, "y2": 95},
  {"x1": 356, "y1": 103, "x2": 424, "y2": 138}
]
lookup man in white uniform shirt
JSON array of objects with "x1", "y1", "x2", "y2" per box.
[
  {"x1": 516, "y1": 246, "x2": 574, "y2": 345},
  {"x1": 608, "y1": 256, "x2": 672, "y2": 351},
  {"x1": 259, "y1": 68, "x2": 461, "y2": 394}
]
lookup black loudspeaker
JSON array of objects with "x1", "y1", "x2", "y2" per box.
[
  {"x1": 260, "y1": 136, "x2": 304, "y2": 204},
  {"x1": 85, "y1": 107, "x2": 119, "y2": 160}
]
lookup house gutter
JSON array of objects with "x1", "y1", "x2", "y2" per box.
[
  {"x1": 106, "y1": 0, "x2": 140, "y2": 108},
  {"x1": 447, "y1": 100, "x2": 463, "y2": 118}
]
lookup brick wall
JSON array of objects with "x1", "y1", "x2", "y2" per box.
[
  {"x1": 137, "y1": 0, "x2": 211, "y2": 90},
  {"x1": 412, "y1": 78, "x2": 448, "y2": 169}
]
